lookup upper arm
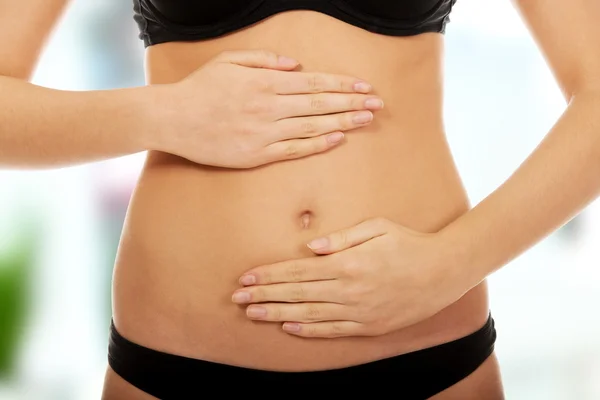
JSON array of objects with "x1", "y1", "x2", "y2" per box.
[
  {"x1": 512, "y1": 0, "x2": 600, "y2": 101},
  {"x1": 0, "y1": 0, "x2": 71, "y2": 80}
]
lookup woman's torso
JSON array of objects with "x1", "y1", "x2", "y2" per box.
[{"x1": 112, "y1": 10, "x2": 489, "y2": 372}]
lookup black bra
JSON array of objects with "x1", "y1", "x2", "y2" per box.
[{"x1": 133, "y1": 0, "x2": 458, "y2": 47}]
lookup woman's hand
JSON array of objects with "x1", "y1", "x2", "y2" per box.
[
  {"x1": 146, "y1": 50, "x2": 384, "y2": 168},
  {"x1": 232, "y1": 217, "x2": 479, "y2": 338}
]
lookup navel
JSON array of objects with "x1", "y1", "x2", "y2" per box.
[{"x1": 299, "y1": 210, "x2": 313, "y2": 229}]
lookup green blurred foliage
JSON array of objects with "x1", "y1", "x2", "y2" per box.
[{"x1": 0, "y1": 219, "x2": 38, "y2": 379}]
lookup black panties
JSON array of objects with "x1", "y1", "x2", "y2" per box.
[{"x1": 108, "y1": 315, "x2": 496, "y2": 399}]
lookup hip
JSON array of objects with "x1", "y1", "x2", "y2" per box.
[{"x1": 104, "y1": 316, "x2": 500, "y2": 399}]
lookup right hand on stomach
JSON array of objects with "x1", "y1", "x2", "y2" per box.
[{"x1": 148, "y1": 50, "x2": 384, "y2": 168}]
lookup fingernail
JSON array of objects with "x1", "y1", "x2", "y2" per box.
[
  {"x1": 353, "y1": 81, "x2": 372, "y2": 93},
  {"x1": 283, "y1": 323, "x2": 301, "y2": 332},
  {"x1": 327, "y1": 132, "x2": 344, "y2": 144},
  {"x1": 232, "y1": 291, "x2": 251, "y2": 303},
  {"x1": 247, "y1": 306, "x2": 267, "y2": 318},
  {"x1": 353, "y1": 111, "x2": 373, "y2": 124},
  {"x1": 307, "y1": 237, "x2": 329, "y2": 250},
  {"x1": 239, "y1": 274, "x2": 256, "y2": 286},
  {"x1": 365, "y1": 98, "x2": 384, "y2": 109}
]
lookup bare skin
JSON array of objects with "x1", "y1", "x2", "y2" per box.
[{"x1": 105, "y1": 10, "x2": 503, "y2": 399}]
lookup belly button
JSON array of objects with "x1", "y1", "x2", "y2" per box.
[{"x1": 299, "y1": 210, "x2": 313, "y2": 229}]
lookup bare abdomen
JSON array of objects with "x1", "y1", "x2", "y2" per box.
[{"x1": 111, "y1": 10, "x2": 490, "y2": 371}]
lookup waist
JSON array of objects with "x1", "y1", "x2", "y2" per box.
[
  {"x1": 136, "y1": 119, "x2": 468, "y2": 234},
  {"x1": 111, "y1": 122, "x2": 490, "y2": 371}
]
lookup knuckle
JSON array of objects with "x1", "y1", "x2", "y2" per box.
[
  {"x1": 290, "y1": 284, "x2": 306, "y2": 302},
  {"x1": 243, "y1": 100, "x2": 271, "y2": 115},
  {"x1": 277, "y1": 77, "x2": 291, "y2": 93},
  {"x1": 338, "y1": 229, "x2": 349, "y2": 246},
  {"x1": 260, "y1": 50, "x2": 278, "y2": 64},
  {"x1": 341, "y1": 112, "x2": 353, "y2": 129},
  {"x1": 307, "y1": 325, "x2": 319, "y2": 336},
  {"x1": 238, "y1": 122, "x2": 258, "y2": 136},
  {"x1": 284, "y1": 143, "x2": 299, "y2": 158},
  {"x1": 326, "y1": 252, "x2": 344, "y2": 274},
  {"x1": 300, "y1": 121, "x2": 317, "y2": 135},
  {"x1": 350, "y1": 95, "x2": 363, "y2": 110},
  {"x1": 231, "y1": 137, "x2": 257, "y2": 160},
  {"x1": 250, "y1": 76, "x2": 273, "y2": 92},
  {"x1": 253, "y1": 287, "x2": 266, "y2": 300},
  {"x1": 308, "y1": 74, "x2": 324, "y2": 92},
  {"x1": 287, "y1": 262, "x2": 307, "y2": 282},
  {"x1": 271, "y1": 306, "x2": 282, "y2": 321},
  {"x1": 372, "y1": 217, "x2": 389, "y2": 229},
  {"x1": 261, "y1": 269, "x2": 272, "y2": 284},
  {"x1": 331, "y1": 322, "x2": 344, "y2": 334},
  {"x1": 310, "y1": 95, "x2": 326, "y2": 111},
  {"x1": 340, "y1": 257, "x2": 360, "y2": 277},
  {"x1": 314, "y1": 137, "x2": 328, "y2": 153},
  {"x1": 303, "y1": 305, "x2": 321, "y2": 321}
]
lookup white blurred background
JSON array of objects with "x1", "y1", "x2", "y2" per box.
[{"x1": 1, "y1": 0, "x2": 599, "y2": 398}]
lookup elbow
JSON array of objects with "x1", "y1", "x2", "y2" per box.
[
  {"x1": 0, "y1": 63, "x2": 37, "y2": 82},
  {"x1": 564, "y1": 75, "x2": 600, "y2": 105},
  {"x1": 568, "y1": 88, "x2": 600, "y2": 105}
]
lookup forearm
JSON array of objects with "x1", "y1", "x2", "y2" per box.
[
  {"x1": 440, "y1": 91, "x2": 600, "y2": 287},
  {"x1": 0, "y1": 75, "x2": 158, "y2": 168}
]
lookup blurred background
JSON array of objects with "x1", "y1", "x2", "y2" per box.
[{"x1": 1, "y1": 0, "x2": 599, "y2": 398}]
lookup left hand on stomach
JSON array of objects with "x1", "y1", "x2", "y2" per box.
[{"x1": 231, "y1": 217, "x2": 472, "y2": 338}]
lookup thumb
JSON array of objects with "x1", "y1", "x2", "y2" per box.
[
  {"x1": 306, "y1": 218, "x2": 389, "y2": 254},
  {"x1": 216, "y1": 50, "x2": 299, "y2": 70}
]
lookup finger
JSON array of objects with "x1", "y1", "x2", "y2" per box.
[
  {"x1": 275, "y1": 93, "x2": 384, "y2": 119},
  {"x1": 239, "y1": 255, "x2": 340, "y2": 286},
  {"x1": 307, "y1": 217, "x2": 390, "y2": 254},
  {"x1": 272, "y1": 71, "x2": 373, "y2": 94},
  {"x1": 260, "y1": 132, "x2": 344, "y2": 163},
  {"x1": 282, "y1": 321, "x2": 366, "y2": 338},
  {"x1": 232, "y1": 281, "x2": 343, "y2": 304},
  {"x1": 271, "y1": 111, "x2": 373, "y2": 142},
  {"x1": 245, "y1": 302, "x2": 349, "y2": 323},
  {"x1": 216, "y1": 50, "x2": 299, "y2": 70}
]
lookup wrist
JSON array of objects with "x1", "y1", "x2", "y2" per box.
[
  {"x1": 132, "y1": 83, "x2": 175, "y2": 153},
  {"x1": 436, "y1": 216, "x2": 486, "y2": 295}
]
